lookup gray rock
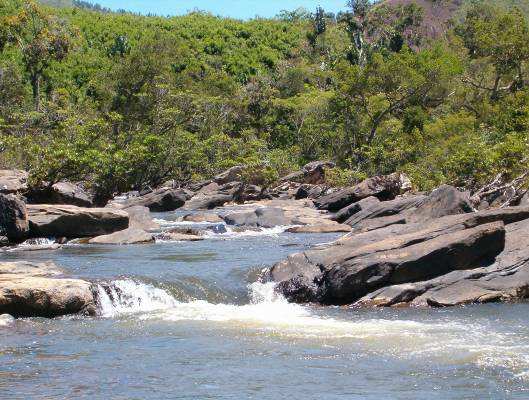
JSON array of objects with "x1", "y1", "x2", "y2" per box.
[
  {"x1": 280, "y1": 161, "x2": 335, "y2": 185},
  {"x1": 88, "y1": 228, "x2": 154, "y2": 245},
  {"x1": 314, "y1": 173, "x2": 407, "y2": 212},
  {"x1": 125, "y1": 206, "x2": 159, "y2": 230},
  {"x1": 0, "y1": 314, "x2": 15, "y2": 327},
  {"x1": 0, "y1": 261, "x2": 96, "y2": 318},
  {"x1": 224, "y1": 207, "x2": 291, "y2": 228},
  {"x1": 183, "y1": 213, "x2": 223, "y2": 223},
  {"x1": 28, "y1": 182, "x2": 93, "y2": 207},
  {"x1": 334, "y1": 196, "x2": 380, "y2": 223},
  {"x1": 272, "y1": 206, "x2": 529, "y2": 306},
  {"x1": 0, "y1": 193, "x2": 29, "y2": 242},
  {"x1": 214, "y1": 166, "x2": 244, "y2": 185},
  {"x1": 114, "y1": 188, "x2": 190, "y2": 212},
  {"x1": 27, "y1": 204, "x2": 129, "y2": 238}
]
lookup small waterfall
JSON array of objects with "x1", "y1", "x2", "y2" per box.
[{"x1": 95, "y1": 280, "x2": 179, "y2": 317}]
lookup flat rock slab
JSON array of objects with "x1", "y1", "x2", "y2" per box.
[
  {"x1": 27, "y1": 204, "x2": 129, "y2": 238},
  {"x1": 0, "y1": 261, "x2": 96, "y2": 318},
  {"x1": 287, "y1": 224, "x2": 352, "y2": 233},
  {"x1": 89, "y1": 228, "x2": 154, "y2": 245}
]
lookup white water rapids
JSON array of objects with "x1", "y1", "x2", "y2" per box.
[{"x1": 94, "y1": 279, "x2": 529, "y2": 379}]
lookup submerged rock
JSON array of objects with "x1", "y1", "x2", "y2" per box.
[
  {"x1": 0, "y1": 261, "x2": 96, "y2": 318},
  {"x1": 27, "y1": 204, "x2": 129, "y2": 238},
  {"x1": 286, "y1": 223, "x2": 351, "y2": 233}
]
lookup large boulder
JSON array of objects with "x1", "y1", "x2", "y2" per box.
[
  {"x1": 295, "y1": 184, "x2": 327, "y2": 200},
  {"x1": 223, "y1": 207, "x2": 291, "y2": 228},
  {"x1": 0, "y1": 170, "x2": 28, "y2": 194},
  {"x1": 0, "y1": 193, "x2": 29, "y2": 242},
  {"x1": 272, "y1": 206, "x2": 529, "y2": 305},
  {"x1": 314, "y1": 173, "x2": 408, "y2": 212},
  {"x1": 125, "y1": 206, "x2": 159, "y2": 230},
  {"x1": 112, "y1": 188, "x2": 190, "y2": 212},
  {"x1": 88, "y1": 228, "x2": 154, "y2": 245},
  {"x1": 27, "y1": 204, "x2": 129, "y2": 238},
  {"x1": 27, "y1": 182, "x2": 93, "y2": 207},
  {"x1": 183, "y1": 182, "x2": 243, "y2": 210},
  {"x1": 0, "y1": 261, "x2": 96, "y2": 318}
]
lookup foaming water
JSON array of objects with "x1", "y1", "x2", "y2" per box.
[{"x1": 92, "y1": 279, "x2": 529, "y2": 380}]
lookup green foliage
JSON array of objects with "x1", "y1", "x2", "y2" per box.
[{"x1": 1, "y1": 0, "x2": 529, "y2": 202}]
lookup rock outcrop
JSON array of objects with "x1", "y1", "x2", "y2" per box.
[
  {"x1": 280, "y1": 161, "x2": 335, "y2": 185},
  {"x1": 0, "y1": 193, "x2": 29, "y2": 242},
  {"x1": 27, "y1": 204, "x2": 129, "y2": 238},
  {"x1": 0, "y1": 261, "x2": 96, "y2": 318},
  {"x1": 271, "y1": 206, "x2": 529, "y2": 306},
  {"x1": 314, "y1": 173, "x2": 409, "y2": 212},
  {"x1": 27, "y1": 182, "x2": 93, "y2": 207},
  {"x1": 111, "y1": 187, "x2": 190, "y2": 212}
]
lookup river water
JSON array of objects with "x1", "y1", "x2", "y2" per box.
[{"x1": 1, "y1": 210, "x2": 529, "y2": 399}]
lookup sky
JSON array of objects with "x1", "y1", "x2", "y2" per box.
[{"x1": 96, "y1": 0, "x2": 349, "y2": 19}]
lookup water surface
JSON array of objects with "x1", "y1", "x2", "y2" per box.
[{"x1": 1, "y1": 211, "x2": 529, "y2": 399}]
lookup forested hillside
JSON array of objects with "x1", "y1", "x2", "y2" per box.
[{"x1": 1, "y1": 0, "x2": 529, "y2": 203}]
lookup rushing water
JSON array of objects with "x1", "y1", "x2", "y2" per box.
[{"x1": 1, "y1": 210, "x2": 529, "y2": 399}]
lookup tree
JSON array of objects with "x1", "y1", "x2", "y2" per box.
[
  {"x1": 2, "y1": 1, "x2": 73, "y2": 110},
  {"x1": 458, "y1": 5, "x2": 529, "y2": 100}
]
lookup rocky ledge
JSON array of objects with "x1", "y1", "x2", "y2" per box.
[
  {"x1": 270, "y1": 202, "x2": 529, "y2": 307},
  {"x1": 0, "y1": 261, "x2": 97, "y2": 318}
]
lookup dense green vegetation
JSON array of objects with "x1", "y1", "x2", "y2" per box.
[{"x1": 1, "y1": 0, "x2": 529, "y2": 203}]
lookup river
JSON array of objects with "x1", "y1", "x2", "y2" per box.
[{"x1": 1, "y1": 210, "x2": 529, "y2": 399}]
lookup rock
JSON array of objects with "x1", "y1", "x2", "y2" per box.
[
  {"x1": 280, "y1": 161, "x2": 335, "y2": 185},
  {"x1": 314, "y1": 173, "x2": 408, "y2": 212},
  {"x1": 345, "y1": 195, "x2": 427, "y2": 229},
  {"x1": 125, "y1": 206, "x2": 159, "y2": 230},
  {"x1": 88, "y1": 228, "x2": 154, "y2": 245},
  {"x1": 0, "y1": 261, "x2": 96, "y2": 318},
  {"x1": 334, "y1": 196, "x2": 380, "y2": 224},
  {"x1": 112, "y1": 188, "x2": 190, "y2": 212},
  {"x1": 235, "y1": 184, "x2": 264, "y2": 203},
  {"x1": 183, "y1": 213, "x2": 223, "y2": 223},
  {"x1": 183, "y1": 193, "x2": 234, "y2": 210},
  {"x1": 223, "y1": 207, "x2": 291, "y2": 228},
  {"x1": 286, "y1": 223, "x2": 352, "y2": 233},
  {"x1": 272, "y1": 206, "x2": 529, "y2": 305},
  {"x1": 27, "y1": 204, "x2": 129, "y2": 238},
  {"x1": 196, "y1": 182, "x2": 221, "y2": 194},
  {"x1": 0, "y1": 170, "x2": 28, "y2": 194},
  {"x1": 295, "y1": 184, "x2": 327, "y2": 200},
  {"x1": 358, "y1": 218, "x2": 529, "y2": 307},
  {"x1": 0, "y1": 193, "x2": 29, "y2": 242},
  {"x1": 322, "y1": 222, "x2": 504, "y2": 305},
  {"x1": 214, "y1": 166, "x2": 244, "y2": 185},
  {"x1": 344, "y1": 186, "x2": 472, "y2": 231},
  {"x1": 156, "y1": 232, "x2": 205, "y2": 241},
  {"x1": 405, "y1": 185, "x2": 472, "y2": 223},
  {"x1": 27, "y1": 182, "x2": 93, "y2": 207},
  {"x1": 0, "y1": 314, "x2": 14, "y2": 327}
]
